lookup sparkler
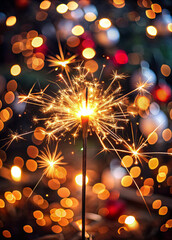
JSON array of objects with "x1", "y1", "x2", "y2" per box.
[
  {"x1": 18, "y1": 63, "x2": 149, "y2": 239},
  {"x1": 1, "y1": 53, "x2": 171, "y2": 239},
  {"x1": 81, "y1": 87, "x2": 89, "y2": 240}
]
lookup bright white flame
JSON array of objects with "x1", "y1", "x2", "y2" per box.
[
  {"x1": 56, "y1": 60, "x2": 70, "y2": 67},
  {"x1": 76, "y1": 101, "x2": 94, "y2": 118},
  {"x1": 49, "y1": 161, "x2": 55, "y2": 167},
  {"x1": 132, "y1": 150, "x2": 138, "y2": 156}
]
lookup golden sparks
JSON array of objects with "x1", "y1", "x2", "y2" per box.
[
  {"x1": 112, "y1": 123, "x2": 172, "y2": 165},
  {"x1": 38, "y1": 144, "x2": 64, "y2": 177},
  {"x1": 47, "y1": 40, "x2": 76, "y2": 72},
  {"x1": 19, "y1": 65, "x2": 148, "y2": 152},
  {"x1": 48, "y1": 54, "x2": 76, "y2": 71}
]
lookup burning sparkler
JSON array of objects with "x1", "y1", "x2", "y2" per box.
[{"x1": 18, "y1": 63, "x2": 150, "y2": 239}]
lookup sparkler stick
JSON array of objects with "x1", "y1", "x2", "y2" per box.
[{"x1": 81, "y1": 87, "x2": 89, "y2": 240}]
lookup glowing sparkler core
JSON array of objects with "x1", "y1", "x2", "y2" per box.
[
  {"x1": 49, "y1": 161, "x2": 55, "y2": 167},
  {"x1": 76, "y1": 100, "x2": 95, "y2": 118},
  {"x1": 132, "y1": 150, "x2": 138, "y2": 156}
]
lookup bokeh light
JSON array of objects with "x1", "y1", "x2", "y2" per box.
[
  {"x1": 125, "y1": 216, "x2": 135, "y2": 225},
  {"x1": 6, "y1": 16, "x2": 16, "y2": 26},
  {"x1": 75, "y1": 174, "x2": 88, "y2": 186},
  {"x1": 40, "y1": 0, "x2": 51, "y2": 10},
  {"x1": 67, "y1": 1, "x2": 78, "y2": 11},
  {"x1": 114, "y1": 50, "x2": 128, "y2": 64},
  {"x1": 82, "y1": 48, "x2": 96, "y2": 59},
  {"x1": 121, "y1": 175, "x2": 133, "y2": 187},
  {"x1": 148, "y1": 158, "x2": 159, "y2": 170},
  {"x1": 31, "y1": 37, "x2": 43, "y2": 48},
  {"x1": 72, "y1": 25, "x2": 84, "y2": 36},
  {"x1": 10, "y1": 64, "x2": 21, "y2": 76},
  {"x1": 56, "y1": 4, "x2": 68, "y2": 14},
  {"x1": 121, "y1": 155, "x2": 133, "y2": 168},
  {"x1": 11, "y1": 166, "x2": 21, "y2": 181},
  {"x1": 23, "y1": 225, "x2": 33, "y2": 233},
  {"x1": 151, "y1": 3, "x2": 162, "y2": 13},
  {"x1": 146, "y1": 26, "x2": 157, "y2": 37},
  {"x1": 99, "y1": 18, "x2": 112, "y2": 29}
]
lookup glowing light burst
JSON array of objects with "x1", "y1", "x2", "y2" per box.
[
  {"x1": 27, "y1": 144, "x2": 64, "y2": 199},
  {"x1": 38, "y1": 145, "x2": 64, "y2": 177},
  {"x1": 0, "y1": 131, "x2": 33, "y2": 150},
  {"x1": 136, "y1": 80, "x2": 152, "y2": 94},
  {"x1": 112, "y1": 123, "x2": 172, "y2": 165},
  {"x1": 48, "y1": 54, "x2": 76, "y2": 71},
  {"x1": 47, "y1": 40, "x2": 76, "y2": 73},
  {"x1": 19, "y1": 66, "x2": 147, "y2": 151}
]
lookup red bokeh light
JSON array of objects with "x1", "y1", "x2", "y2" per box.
[
  {"x1": 15, "y1": 0, "x2": 30, "y2": 8},
  {"x1": 106, "y1": 200, "x2": 125, "y2": 219},
  {"x1": 155, "y1": 84, "x2": 171, "y2": 102},
  {"x1": 114, "y1": 50, "x2": 128, "y2": 65},
  {"x1": 82, "y1": 39, "x2": 95, "y2": 49},
  {"x1": 35, "y1": 44, "x2": 48, "y2": 55}
]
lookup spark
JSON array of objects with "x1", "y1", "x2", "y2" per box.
[
  {"x1": 0, "y1": 131, "x2": 33, "y2": 150},
  {"x1": 38, "y1": 144, "x2": 64, "y2": 178},
  {"x1": 48, "y1": 55, "x2": 76, "y2": 71},
  {"x1": 27, "y1": 144, "x2": 64, "y2": 199},
  {"x1": 109, "y1": 122, "x2": 172, "y2": 165},
  {"x1": 47, "y1": 39, "x2": 76, "y2": 73},
  {"x1": 136, "y1": 79, "x2": 152, "y2": 94},
  {"x1": 111, "y1": 70, "x2": 127, "y2": 81}
]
